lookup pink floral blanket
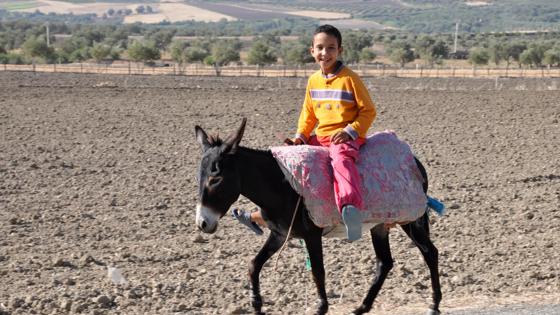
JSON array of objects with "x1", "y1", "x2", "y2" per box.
[{"x1": 270, "y1": 131, "x2": 427, "y2": 228}]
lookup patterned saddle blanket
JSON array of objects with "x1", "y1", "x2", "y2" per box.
[{"x1": 270, "y1": 131, "x2": 427, "y2": 228}]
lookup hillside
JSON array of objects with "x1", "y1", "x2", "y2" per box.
[{"x1": 1, "y1": 0, "x2": 560, "y2": 33}]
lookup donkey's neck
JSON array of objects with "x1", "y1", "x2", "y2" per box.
[{"x1": 236, "y1": 147, "x2": 294, "y2": 211}]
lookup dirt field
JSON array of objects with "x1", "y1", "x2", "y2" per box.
[{"x1": 0, "y1": 72, "x2": 559, "y2": 314}]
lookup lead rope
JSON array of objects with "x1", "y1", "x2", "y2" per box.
[{"x1": 273, "y1": 196, "x2": 302, "y2": 271}]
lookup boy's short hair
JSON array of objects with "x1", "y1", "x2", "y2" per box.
[{"x1": 313, "y1": 24, "x2": 342, "y2": 48}]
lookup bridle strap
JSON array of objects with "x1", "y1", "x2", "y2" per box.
[{"x1": 274, "y1": 196, "x2": 302, "y2": 271}]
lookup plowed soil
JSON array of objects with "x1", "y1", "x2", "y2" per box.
[{"x1": 0, "y1": 72, "x2": 558, "y2": 314}]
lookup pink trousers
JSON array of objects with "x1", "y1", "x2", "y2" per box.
[{"x1": 308, "y1": 135, "x2": 366, "y2": 212}]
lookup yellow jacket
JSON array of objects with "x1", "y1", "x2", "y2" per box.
[{"x1": 296, "y1": 64, "x2": 376, "y2": 141}]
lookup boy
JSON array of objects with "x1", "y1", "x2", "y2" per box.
[{"x1": 234, "y1": 24, "x2": 376, "y2": 241}]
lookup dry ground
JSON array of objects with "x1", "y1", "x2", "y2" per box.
[{"x1": 0, "y1": 72, "x2": 559, "y2": 314}]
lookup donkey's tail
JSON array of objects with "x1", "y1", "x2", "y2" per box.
[
  {"x1": 427, "y1": 196, "x2": 446, "y2": 216},
  {"x1": 414, "y1": 156, "x2": 445, "y2": 216}
]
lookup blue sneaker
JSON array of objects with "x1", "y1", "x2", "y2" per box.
[
  {"x1": 341, "y1": 205, "x2": 362, "y2": 241},
  {"x1": 232, "y1": 209, "x2": 264, "y2": 235}
]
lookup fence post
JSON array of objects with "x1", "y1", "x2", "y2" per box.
[
  {"x1": 128, "y1": 61, "x2": 131, "y2": 75},
  {"x1": 283, "y1": 65, "x2": 286, "y2": 77},
  {"x1": 382, "y1": 65, "x2": 385, "y2": 76},
  {"x1": 53, "y1": 63, "x2": 56, "y2": 73}
]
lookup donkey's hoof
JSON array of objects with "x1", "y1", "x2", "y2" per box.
[
  {"x1": 426, "y1": 309, "x2": 440, "y2": 315},
  {"x1": 351, "y1": 304, "x2": 370, "y2": 315}
]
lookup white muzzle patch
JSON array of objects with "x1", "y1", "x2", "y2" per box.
[{"x1": 195, "y1": 203, "x2": 219, "y2": 233}]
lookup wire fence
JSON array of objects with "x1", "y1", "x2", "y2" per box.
[{"x1": 2, "y1": 62, "x2": 560, "y2": 78}]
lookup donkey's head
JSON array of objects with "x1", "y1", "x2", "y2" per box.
[{"x1": 194, "y1": 118, "x2": 246, "y2": 233}]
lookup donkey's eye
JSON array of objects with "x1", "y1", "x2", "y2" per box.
[{"x1": 207, "y1": 176, "x2": 223, "y2": 187}]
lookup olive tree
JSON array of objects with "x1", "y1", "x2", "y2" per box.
[
  {"x1": 22, "y1": 35, "x2": 55, "y2": 62},
  {"x1": 247, "y1": 41, "x2": 277, "y2": 65},
  {"x1": 468, "y1": 47, "x2": 490, "y2": 66},
  {"x1": 127, "y1": 40, "x2": 160, "y2": 64},
  {"x1": 90, "y1": 43, "x2": 112, "y2": 63},
  {"x1": 342, "y1": 31, "x2": 373, "y2": 64},
  {"x1": 543, "y1": 47, "x2": 560, "y2": 66},
  {"x1": 387, "y1": 41, "x2": 414, "y2": 67},
  {"x1": 280, "y1": 40, "x2": 313, "y2": 66}
]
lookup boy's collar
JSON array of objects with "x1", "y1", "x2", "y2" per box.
[{"x1": 322, "y1": 61, "x2": 344, "y2": 78}]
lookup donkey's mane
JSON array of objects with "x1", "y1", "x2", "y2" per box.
[
  {"x1": 207, "y1": 134, "x2": 224, "y2": 146},
  {"x1": 239, "y1": 145, "x2": 272, "y2": 156}
]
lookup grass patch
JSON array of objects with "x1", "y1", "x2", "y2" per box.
[{"x1": 0, "y1": 1, "x2": 38, "y2": 10}]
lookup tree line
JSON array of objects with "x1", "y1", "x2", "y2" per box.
[{"x1": 1, "y1": 20, "x2": 560, "y2": 68}]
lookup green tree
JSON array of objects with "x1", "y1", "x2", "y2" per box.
[
  {"x1": 505, "y1": 42, "x2": 527, "y2": 67},
  {"x1": 387, "y1": 41, "x2": 414, "y2": 67},
  {"x1": 358, "y1": 48, "x2": 376, "y2": 64},
  {"x1": 488, "y1": 41, "x2": 507, "y2": 66},
  {"x1": 468, "y1": 47, "x2": 490, "y2": 66},
  {"x1": 209, "y1": 39, "x2": 240, "y2": 66},
  {"x1": 127, "y1": 40, "x2": 160, "y2": 64},
  {"x1": 90, "y1": 43, "x2": 112, "y2": 62},
  {"x1": 170, "y1": 40, "x2": 189, "y2": 65},
  {"x1": 342, "y1": 31, "x2": 373, "y2": 64},
  {"x1": 184, "y1": 46, "x2": 209, "y2": 63},
  {"x1": 543, "y1": 47, "x2": 560, "y2": 66},
  {"x1": 520, "y1": 47, "x2": 544, "y2": 67},
  {"x1": 145, "y1": 29, "x2": 176, "y2": 51},
  {"x1": 280, "y1": 40, "x2": 313, "y2": 66},
  {"x1": 22, "y1": 36, "x2": 54, "y2": 62},
  {"x1": 415, "y1": 36, "x2": 448, "y2": 66},
  {"x1": 1, "y1": 52, "x2": 27, "y2": 64},
  {"x1": 247, "y1": 41, "x2": 277, "y2": 65}
]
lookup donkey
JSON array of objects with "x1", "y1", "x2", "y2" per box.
[{"x1": 195, "y1": 118, "x2": 441, "y2": 315}]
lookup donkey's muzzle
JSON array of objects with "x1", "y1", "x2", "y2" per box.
[{"x1": 195, "y1": 203, "x2": 219, "y2": 234}]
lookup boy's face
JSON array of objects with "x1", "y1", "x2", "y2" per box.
[{"x1": 310, "y1": 32, "x2": 343, "y2": 75}]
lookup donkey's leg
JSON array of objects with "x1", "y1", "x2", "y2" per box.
[
  {"x1": 353, "y1": 224, "x2": 393, "y2": 315},
  {"x1": 401, "y1": 218, "x2": 442, "y2": 315},
  {"x1": 249, "y1": 232, "x2": 285, "y2": 315},
  {"x1": 303, "y1": 231, "x2": 329, "y2": 315}
]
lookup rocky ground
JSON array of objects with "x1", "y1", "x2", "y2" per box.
[{"x1": 0, "y1": 72, "x2": 558, "y2": 314}]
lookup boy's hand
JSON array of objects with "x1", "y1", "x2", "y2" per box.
[
  {"x1": 284, "y1": 138, "x2": 304, "y2": 146},
  {"x1": 331, "y1": 131, "x2": 351, "y2": 144}
]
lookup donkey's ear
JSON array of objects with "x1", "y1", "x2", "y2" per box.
[
  {"x1": 195, "y1": 125, "x2": 212, "y2": 151},
  {"x1": 224, "y1": 118, "x2": 247, "y2": 154}
]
